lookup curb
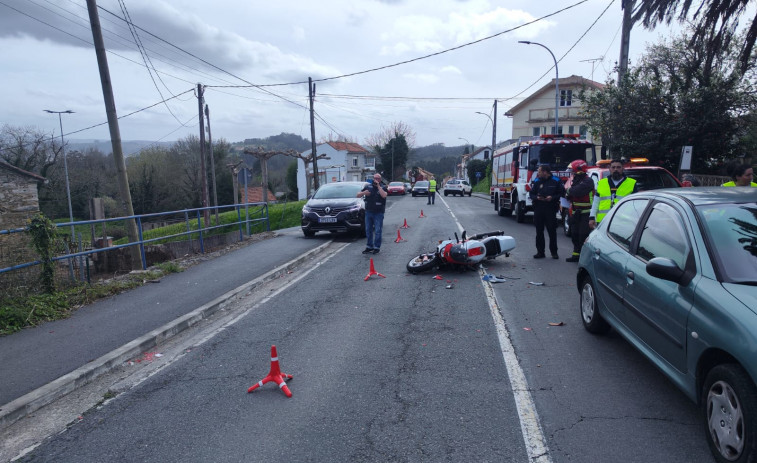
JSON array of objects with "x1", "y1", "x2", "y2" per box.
[{"x1": 0, "y1": 239, "x2": 334, "y2": 430}]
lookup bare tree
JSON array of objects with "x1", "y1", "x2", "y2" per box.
[
  {"x1": 0, "y1": 124, "x2": 59, "y2": 177},
  {"x1": 365, "y1": 121, "x2": 417, "y2": 151}
]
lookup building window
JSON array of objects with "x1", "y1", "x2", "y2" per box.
[
  {"x1": 550, "y1": 126, "x2": 563, "y2": 135},
  {"x1": 560, "y1": 89, "x2": 572, "y2": 107},
  {"x1": 352, "y1": 157, "x2": 358, "y2": 167},
  {"x1": 579, "y1": 125, "x2": 588, "y2": 138},
  {"x1": 532, "y1": 127, "x2": 540, "y2": 136},
  {"x1": 568, "y1": 125, "x2": 574, "y2": 134}
]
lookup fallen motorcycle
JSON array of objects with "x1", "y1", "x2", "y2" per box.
[{"x1": 406, "y1": 230, "x2": 516, "y2": 274}]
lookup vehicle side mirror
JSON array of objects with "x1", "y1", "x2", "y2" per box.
[
  {"x1": 682, "y1": 180, "x2": 693, "y2": 187},
  {"x1": 646, "y1": 257, "x2": 685, "y2": 284}
]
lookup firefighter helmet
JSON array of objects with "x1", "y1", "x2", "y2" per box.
[{"x1": 569, "y1": 160, "x2": 588, "y2": 173}]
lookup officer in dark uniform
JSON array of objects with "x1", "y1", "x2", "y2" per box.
[{"x1": 529, "y1": 164, "x2": 565, "y2": 259}]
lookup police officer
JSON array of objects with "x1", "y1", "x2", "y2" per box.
[
  {"x1": 565, "y1": 159, "x2": 594, "y2": 262},
  {"x1": 589, "y1": 158, "x2": 637, "y2": 229},
  {"x1": 529, "y1": 164, "x2": 564, "y2": 259}
]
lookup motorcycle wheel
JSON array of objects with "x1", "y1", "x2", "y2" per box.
[{"x1": 407, "y1": 253, "x2": 441, "y2": 274}]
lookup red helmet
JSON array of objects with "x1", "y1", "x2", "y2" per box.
[{"x1": 569, "y1": 160, "x2": 588, "y2": 173}]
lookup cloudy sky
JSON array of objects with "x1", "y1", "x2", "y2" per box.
[{"x1": 1, "y1": 0, "x2": 687, "y2": 150}]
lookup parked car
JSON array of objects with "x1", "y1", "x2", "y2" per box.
[
  {"x1": 412, "y1": 181, "x2": 430, "y2": 197},
  {"x1": 444, "y1": 178, "x2": 472, "y2": 196},
  {"x1": 577, "y1": 187, "x2": 757, "y2": 463},
  {"x1": 405, "y1": 182, "x2": 412, "y2": 192},
  {"x1": 562, "y1": 158, "x2": 684, "y2": 236},
  {"x1": 301, "y1": 182, "x2": 366, "y2": 237},
  {"x1": 387, "y1": 182, "x2": 406, "y2": 195}
]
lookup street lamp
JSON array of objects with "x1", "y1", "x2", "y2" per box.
[
  {"x1": 458, "y1": 137, "x2": 471, "y2": 178},
  {"x1": 44, "y1": 109, "x2": 75, "y2": 243},
  {"x1": 518, "y1": 41, "x2": 559, "y2": 135}
]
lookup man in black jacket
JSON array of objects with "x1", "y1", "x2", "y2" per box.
[{"x1": 529, "y1": 164, "x2": 565, "y2": 259}]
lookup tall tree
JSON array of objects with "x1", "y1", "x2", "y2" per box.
[
  {"x1": 581, "y1": 28, "x2": 756, "y2": 172},
  {"x1": 634, "y1": 0, "x2": 757, "y2": 75}
]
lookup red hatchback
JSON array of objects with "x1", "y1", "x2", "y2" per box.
[{"x1": 387, "y1": 182, "x2": 407, "y2": 195}]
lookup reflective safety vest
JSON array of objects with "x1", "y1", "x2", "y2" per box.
[
  {"x1": 596, "y1": 177, "x2": 636, "y2": 223},
  {"x1": 429, "y1": 179, "x2": 437, "y2": 192},
  {"x1": 722, "y1": 181, "x2": 757, "y2": 187}
]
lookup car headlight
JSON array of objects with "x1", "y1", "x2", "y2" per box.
[{"x1": 302, "y1": 205, "x2": 312, "y2": 214}]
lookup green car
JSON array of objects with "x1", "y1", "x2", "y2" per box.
[{"x1": 577, "y1": 187, "x2": 757, "y2": 463}]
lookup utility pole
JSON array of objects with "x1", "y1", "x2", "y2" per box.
[
  {"x1": 309, "y1": 77, "x2": 320, "y2": 191},
  {"x1": 197, "y1": 84, "x2": 210, "y2": 226},
  {"x1": 85, "y1": 0, "x2": 140, "y2": 269},
  {"x1": 205, "y1": 104, "x2": 218, "y2": 224},
  {"x1": 618, "y1": 0, "x2": 634, "y2": 80},
  {"x1": 491, "y1": 100, "x2": 497, "y2": 164}
]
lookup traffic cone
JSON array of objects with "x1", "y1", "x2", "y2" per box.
[
  {"x1": 394, "y1": 229, "x2": 406, "y2": 243},
  {"x1": 419, "y1": 210, "x2": 426, "y2": 218},
  {"x1": 400, "y1": 218, "x2": 410, "y2": 229},
  {"x1": 247, "y1": 345, "x2": 293, "y2": 398},
  {"x1": 364, "y1": 258, "x2": 386, "y2": 281}
]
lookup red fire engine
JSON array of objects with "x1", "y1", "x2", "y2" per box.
[{"x1": 490, "y1": 134, "x2": 596, "y2": 222}]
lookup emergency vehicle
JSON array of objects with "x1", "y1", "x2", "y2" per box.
[{"x1": 490, "y1": 134, "x2": 596, "y2": 222}]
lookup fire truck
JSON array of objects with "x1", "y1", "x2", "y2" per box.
[{"x1": 490, "y1": 134, "x2": 596, "y2": 222}]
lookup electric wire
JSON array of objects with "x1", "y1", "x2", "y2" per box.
[{"x1": 117, "y1": 0, "x2": 185, "y2": 126}]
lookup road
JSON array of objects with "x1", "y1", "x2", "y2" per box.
[{"x1": 9, "y1": 192, "x2": 713, "y2": 462}]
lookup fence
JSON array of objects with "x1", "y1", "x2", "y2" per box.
[{"x1": 0, "y1": 202, "x2": 269, "y2": 288}]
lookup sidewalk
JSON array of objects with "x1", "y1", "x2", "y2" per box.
[{"x1": 0, "y1": 228, "x2": 333, "y2": 429}]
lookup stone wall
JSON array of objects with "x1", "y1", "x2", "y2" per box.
[{"x1": 0, "y1": 166, "x2": 43, "y2": 293}]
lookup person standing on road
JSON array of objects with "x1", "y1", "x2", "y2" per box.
[
  {"x1": 357, "y1": 173, "x2": 387, "y2": 254},
  {"x1": 589, "y1": 159, "x2": 637, "y2": 229},
  {"x1": 565, "y1": 160, "x2": 595, "y2": 262},
  {"x1": 427, "y1": 176, "x2": 437, "y2": 205},
  {"x1": 722, "y1": 162, "x2": 757, "y2": 187},
  {"x1": 529, "y1": 164, "x2": 564, "y2": 259}
]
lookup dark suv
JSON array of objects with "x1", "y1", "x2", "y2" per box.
[{"x1": 301, "y1": 182, "x2": 366, "y2": 237}]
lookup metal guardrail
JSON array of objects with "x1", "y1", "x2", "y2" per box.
[{"x1": 0, "y1": 202, "x2": 269, "y2": 279}]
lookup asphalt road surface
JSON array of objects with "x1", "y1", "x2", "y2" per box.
[{"x1": 7, "y1": 192, "x2": 714, "y2": 463}]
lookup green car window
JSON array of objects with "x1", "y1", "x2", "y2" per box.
[
  {"x1": 698, "y1": 203, "x2": 757, "y2": 283},
  {"x1": 606, "y1": 199, "x2": 650, "y2": 251},
  {"x1": 637, "y1": 202, "x2": 690, "y2": 268}
]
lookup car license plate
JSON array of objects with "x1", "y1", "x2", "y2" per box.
[{"x1": 319, "y1": 217, "x2": 337, "y2": 223}]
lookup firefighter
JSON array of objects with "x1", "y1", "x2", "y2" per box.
[
  {"x1": 564, "y1": 159, "x2": 594, "y2": 262},
  {"x1": 589, "y1": 158, "x2": 637, "y2": 229},
  {"x1": 529, "y1": 164, "x2": 564, "y2": 259}
]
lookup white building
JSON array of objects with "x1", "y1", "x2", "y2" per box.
[
  {"x1": 505, "y1": 75, "x2": 603, "y2": 145},
  {"x1": 297, "y1": 141, "x2": 375, "y2": 199}
]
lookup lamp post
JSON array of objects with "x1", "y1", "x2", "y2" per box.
[
  {"x1": 44, "y1": 109, "x2": 75, "y2": 242},
  {"x1": 458, "y1": 137, "x2": 471, "y2": 178},
  {"x1": 518, "y1": 41, "x2": 559, "y2": 135}
]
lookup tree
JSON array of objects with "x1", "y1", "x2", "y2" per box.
[
  {"x1": 467, "y1": 160, "x2": 488, "y2": 186},
  {"x1": 633, "y1": 0, "x2": 757, "y2": 75},
  {"x1": 285, "y1": 160, "x2": 298, "y2": 200},
  {"x1": 581, "y1": 29, "x2": 756, "y2": 173},
  {"x1": 368, "y1": 122, "x2": 415, "y2": 181},
  {"x1": 0, "y1": 125, "x2": 58, "y2": 178}
]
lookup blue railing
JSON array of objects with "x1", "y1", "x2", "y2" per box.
[{"x1": 0, "y1": 202, "x2": 269, "y2": 278}]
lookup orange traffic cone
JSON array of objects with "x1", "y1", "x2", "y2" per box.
[
  {"x1": 247, "y1": 345, "x2": 293, "y2": 398},
  {"x1": 400, "y1": 218, "x2": 410, "y2": 229},
  {"x1": 419, "y1": 210, "x2": 426, "y2": 218},
  {"x1": 364, "y1": 258, "x2": 386, "y2": 281},
  {"x1": 395, "y1": 229, "x2": 406, "y2": 243}
]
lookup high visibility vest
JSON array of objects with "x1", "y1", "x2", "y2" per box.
[
  {"x1": 596, "y1": 177, "x2": 636, "y2": 223},
  {"x1": 722, "y1": 181, "x2": 757, "y2": 187},
  {"x1": 429, "y1": 179, "x2": 437, "y2": 192}
]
